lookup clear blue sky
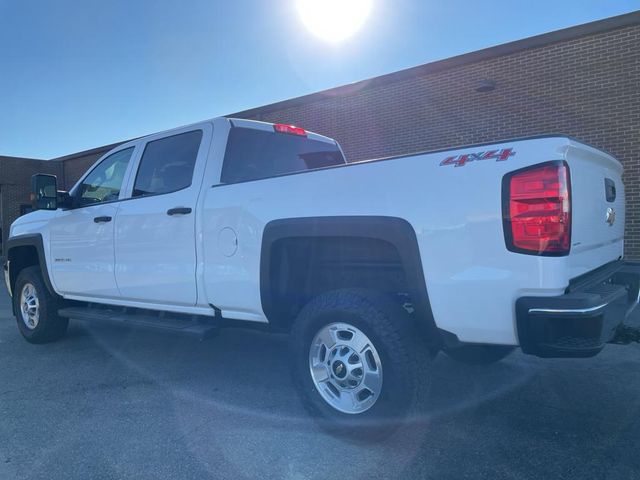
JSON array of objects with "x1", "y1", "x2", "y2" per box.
[{"x1": 0, "y1": 0, "x2": 637, "y2": 159}]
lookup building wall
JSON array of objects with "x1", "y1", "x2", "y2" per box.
[
  {"x1": 236, "y1": 22, "x2": 640, "y2": 258},
  {"x1": 0, "y1": 156, "x2": 61, "y2": 255}
]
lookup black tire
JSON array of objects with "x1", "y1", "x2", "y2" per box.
[
  {"x1": 444, "y1": 344, "x2": 515, "y2": 365},
  {"x1": 290, "y1": 289, "x2": 429, "y2": 440},
  {"x1": 13, "y1": 266, "x2": 68, "y2": 344}
]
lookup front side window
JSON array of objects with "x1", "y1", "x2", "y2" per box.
[
  {"x1": 76, "y1": 147, "x2": 134, "y2": 206},
  {"x1": 132, "y1": 130, "x2": 202, "y2": 197}
]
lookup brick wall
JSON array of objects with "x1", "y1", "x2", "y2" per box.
[
  {"x1": 0, "y1": 156, "x2": 61, "y2": 255},
  {"x1": 236, "y1": 22, "x2": 640, "y2": 258}
]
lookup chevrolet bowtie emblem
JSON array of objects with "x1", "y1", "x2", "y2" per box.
[{"x1": 606, "y1": 207, "x2": 616, "y2": 226}]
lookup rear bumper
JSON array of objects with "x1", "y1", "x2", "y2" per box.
[{"x1": 516, "y1": 261, "x2": 640, "y2": 358}]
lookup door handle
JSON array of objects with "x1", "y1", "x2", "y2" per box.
[
  {"x1": 93, "y1": 216, "x2": 112, "y2": 223},
  {"x1": 167, "y1": 207, "x2": 192, "y2": 216}
]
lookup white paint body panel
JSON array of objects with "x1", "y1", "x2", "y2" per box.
[
  {"x1": 49, "y1": 204, "x2": 121, "y2": 297},
  {"x1": 9, "y1": 117, "x2": 625, "y2": 345},
  {"x1": 113, "y1": 124, "x2": 213, "y2": 306}
]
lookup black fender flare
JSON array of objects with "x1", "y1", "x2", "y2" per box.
[
  {"x1": 260, "y1": 216, "x2": 441, "y2": 343},
  {"x1": 5, "y1": 233, "x2": 57, "y2": 298}
]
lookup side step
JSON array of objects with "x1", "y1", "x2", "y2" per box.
[{"x1": 58, "y1": 305, "x2": 219, "y2": 340}]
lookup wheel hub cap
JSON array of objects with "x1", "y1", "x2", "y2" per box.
[
  {"x1": 332, "y1": 359, "x2": 347, "y2": 379},
  {"x1": 20, "y1": 283, "x2": 40, "y2": 330},
  {"x1": 309, "y1": 322, "x2": 383, "y2": 414}
]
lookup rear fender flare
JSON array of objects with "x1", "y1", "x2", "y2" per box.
[{"x1": 260, "y1": 216, "x2": 440, "y2": 342}]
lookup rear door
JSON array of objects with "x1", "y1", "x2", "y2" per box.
[{"x1": 114, "y1": 125, "x2": 211, "y2": 306}]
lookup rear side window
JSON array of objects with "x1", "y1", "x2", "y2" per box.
[
  {"x1": 132, "y1": 130, "x2": 203, "y2": 197},
  {"x1": 220, "y1": 127, "x2": 345, "y2": 184}
]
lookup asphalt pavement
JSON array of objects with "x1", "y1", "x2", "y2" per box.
[{"x1": 1, "y1": 291, "x2": 640, "y2": 480}]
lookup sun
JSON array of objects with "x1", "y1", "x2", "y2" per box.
[{"x1": 296, "y1": 0, "x2": 373, "y2": 44}]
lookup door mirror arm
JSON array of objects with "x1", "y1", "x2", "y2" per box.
[{"x1": 57, "y1": 191, "x2": 73, "y2": 209}]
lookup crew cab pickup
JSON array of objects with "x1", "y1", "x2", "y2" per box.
[{"x1": 4, "y1": 117, "x2": 640, "y2": 434}]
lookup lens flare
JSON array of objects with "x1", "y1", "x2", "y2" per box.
[{"x1": 296, "y1": 0, "x2": 373, "y2": 43}]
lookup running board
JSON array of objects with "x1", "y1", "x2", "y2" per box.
[{"x1": 57, "y1": 305, "x2": 219, "y2": 340}]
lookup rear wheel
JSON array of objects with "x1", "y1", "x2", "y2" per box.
[
  {"x1": 309, "y1": 322, "x2": 383, "y2": 415},
  {"x1": 290, "y1": 289, "x2": 428, "y2": 439},
  {"x1": 13, "y1": 266, "x2": 68, "y2": 344}
]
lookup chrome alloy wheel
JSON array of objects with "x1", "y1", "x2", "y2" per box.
[
  {"x1": 20, "y1": 282, "x2": 40, "y2": 330},
  {"x1": 309, "y1": 322, "x2": 383, "y2": 414}
]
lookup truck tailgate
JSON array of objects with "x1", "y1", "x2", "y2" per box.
[{"x1": 566, "y1": 141, "x2": 625, "y2": 278}]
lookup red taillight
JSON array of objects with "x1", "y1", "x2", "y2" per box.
[
  {"x1": 503, "y1": 161, "x2": 571, "y2": 256},
  {"x1": 274, "y1": 123, "x2": 306, "y2": 136}
]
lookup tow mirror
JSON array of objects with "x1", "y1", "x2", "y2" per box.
[{"x1": 31, "y1": 174, "x2": 58, "y2": 210}]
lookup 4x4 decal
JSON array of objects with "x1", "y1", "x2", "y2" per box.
[{"x1": 440, "y1": 148, "x2": 515, "y2": 167}]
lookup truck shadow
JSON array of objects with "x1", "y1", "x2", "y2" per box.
[{"x1": 72, "y1": 321, "x2": 538, "y2": 425}]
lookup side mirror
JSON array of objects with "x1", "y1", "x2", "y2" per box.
[{"x1": 31, "y1": 174, "x2": 58, "y2": 210}]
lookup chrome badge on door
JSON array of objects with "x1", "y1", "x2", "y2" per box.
[{"x1": 606, "y1": 207, "x2": 616, "y2": 226}]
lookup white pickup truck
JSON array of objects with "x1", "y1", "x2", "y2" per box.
[{"x1": 4, "y1": 117, "x2": 640, "y2": 435}]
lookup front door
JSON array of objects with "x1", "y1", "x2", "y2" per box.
[
  {"x1": 114, "y1": 128, "x2": 206, "y2": 307},
  {"x1": 50, "y1": 146, "x2": 136, "y2": 298}
]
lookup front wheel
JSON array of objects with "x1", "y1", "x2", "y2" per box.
[
  {"x1": 13, "y1": 266, "x2": 68, "y2": 344},
  {"x1": 290, "y1": 289, "x2": 428, "y2": 439}
]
